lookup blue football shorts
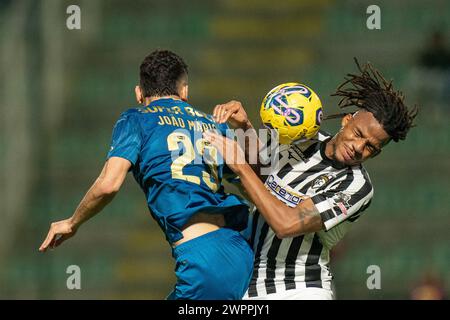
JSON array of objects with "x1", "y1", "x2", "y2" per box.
[{"x1": 167, "y1": 227, "x2": 254, "y2": 300}]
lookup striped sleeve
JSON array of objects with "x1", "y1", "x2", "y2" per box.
[{"x1": 310, "y1": 167, "x2": 373, "y2": 231}]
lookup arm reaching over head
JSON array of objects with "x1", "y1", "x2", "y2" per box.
[
  {"x1": 203, "y1": 131, "x2": 324, "y2": 238},
  {"x1": 213, "y1": 100, "x2": 267, "y2": 178},
  {"x1": 39, "y1": 157, "x2": 131, "y2": 252}
]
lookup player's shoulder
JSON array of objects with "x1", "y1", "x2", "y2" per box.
[
  {"x1": 351, "y1": 163, "x2": 373, "y2": 189},
  {"x1": 120, "y1": 106, "x2": 144, "y2": 117},
  {"x1": 117, "y1": 106, "x2": 153, "y2": 124},
  {"x1": 112, "y1": 107, "x2": 147, "y2": 130}
]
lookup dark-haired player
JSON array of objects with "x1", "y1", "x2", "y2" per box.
[
  {"x1": 39, "y1": 50, "x2": 253, "y2": 300},
  {"x1": 204, "y1": 60, "x2": 418, "y2": 299}
]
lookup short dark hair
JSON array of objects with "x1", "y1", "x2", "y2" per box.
[
  {"x1": 332, "y1": 59, "x2": 418, "y2": 142},
  {"x1": 139, "y1": 50, "x2": 188, "y2": 98}
]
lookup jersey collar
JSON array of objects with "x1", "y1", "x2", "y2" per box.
[{"x1": 320, "y1": 138, "x2": 347, "y2": 170}]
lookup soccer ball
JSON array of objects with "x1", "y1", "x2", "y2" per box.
[{"x1": 260, "y1": 82, "x2": 323, "y2": 144}]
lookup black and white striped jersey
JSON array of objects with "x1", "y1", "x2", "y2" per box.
[{"x1": 244, "y1": 131, "x2": 373, "y2": 298}]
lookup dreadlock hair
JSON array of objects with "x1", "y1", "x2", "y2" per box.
[{"x1": 330, "y1": 58, "x2": 418, "y2": 142}]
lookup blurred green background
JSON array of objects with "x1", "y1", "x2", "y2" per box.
[{"x1": 0, "y1": 0, "x2": 449, "y2": 299}]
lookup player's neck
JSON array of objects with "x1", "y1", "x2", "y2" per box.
[
  {"x1": 144, "y1": 95, "x2": 182, "y2": 105},
  {"x1": 324, "y1": 137, "x2": 336, "y2": 161}
]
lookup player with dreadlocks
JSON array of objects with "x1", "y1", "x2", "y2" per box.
[{"x1": 203, "y1": 59, "x2": 418, "y2": 299}]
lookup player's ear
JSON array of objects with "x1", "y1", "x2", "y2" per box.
[
  {"x1": 178, "y1": 74, "x2": 188, "y2": 101},
  {"x1": 180, "y1": 84, "x2": 188, "y2": 102},
  {"x1": 135, "y1": 86, "x2": 144, "y2": 105},
  {"x1": 341, "y1": 113, "x2": 353, "y2": 128}
]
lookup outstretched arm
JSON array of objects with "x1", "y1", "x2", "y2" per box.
[
  {"x1": 39, "y1": 157, "x2": 131, "y2": 252},
  {"x1": 203, "y1": 131, "x2": 324, "y2": 238}
]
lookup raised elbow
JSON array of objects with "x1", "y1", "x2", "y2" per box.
[
  {"x1": 98, "y1": 182, "x2": 120, "y2": 196},
  {"x1": 269, "y1": 207, "x2": 302, "y2": 239},
  {"x1": 274, "y1": 230, "x2": 289, "y2": 239},
  {"x1": 273, "y1": 211, "x2": 311, "y2": 238},
  {"x1": 273, "y1": 223, "x2": 303, "y2": 239},
  {"x1": 274, "y1": 228, "x2": 298, "y2": 239}
]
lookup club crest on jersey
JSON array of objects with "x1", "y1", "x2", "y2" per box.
[
  {"x1": 332, "y1": 192, "x2": 351, "y2": 216},
  {"x1": 311, "y1": 174, "x2": 334, "y2": 190}
]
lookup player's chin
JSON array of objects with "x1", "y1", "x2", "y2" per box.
[{"x1": 336, "y1": 150, "x2": 357, "y2": 166}]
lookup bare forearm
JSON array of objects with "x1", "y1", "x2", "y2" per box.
[
  {"x1": 204, "y1": 130, "x2": 323, "y2": 238},
  {"x1": 236, "y1": 164, "x2": 323, "y2": 237},
  {"x1": 239, "y1": 122, "x2": 266, "y2": 179},
  {"x1": 236, "y1": 164, "x2": 296, "y2": 233},
  {"x1": 70, "y1": 179, "x2": 117, "y2": 228}
]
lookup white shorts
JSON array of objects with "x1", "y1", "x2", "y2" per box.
[{"x1": 243, "y1": 288, "x2": 335, "y2": 300}]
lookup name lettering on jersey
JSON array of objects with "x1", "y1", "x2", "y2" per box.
[
  {"x1": 184, "y1": 106, "x2": 209, "y2": 118},
  {"x1": 139, "y1": 105, "x2": 212, "y2": 119},
  {"x1": 155, "y1": 115, "x2": 218, "y2": 132},
  {"x1": 187, "y1": 120, "x2": 216, "y2": 132},
  {"x1": 157, "y1": 115, "x2": 186, "y2": 128},
  {"x1": 266, "y1": 174, "x2": 305, "y2": 206},
  {"x1": 141, "y1": 105, "x2": 184, "y2": 115}
]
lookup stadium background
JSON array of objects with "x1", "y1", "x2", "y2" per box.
[{"x1": 0, "y1": 0, "x2": 449, "y2": 299}]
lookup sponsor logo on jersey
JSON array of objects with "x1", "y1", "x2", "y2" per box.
[{"x1": 265, "y1": 174, "x2": 305, "y2": 206}]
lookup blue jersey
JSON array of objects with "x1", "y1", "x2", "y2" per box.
[{"x1": 107, "y1": 98, "x2": 249, "y2": 244}]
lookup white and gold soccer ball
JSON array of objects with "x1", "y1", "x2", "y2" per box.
[{"x1": 260, "y1": 82, "x2": 323, "y2": 144}]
